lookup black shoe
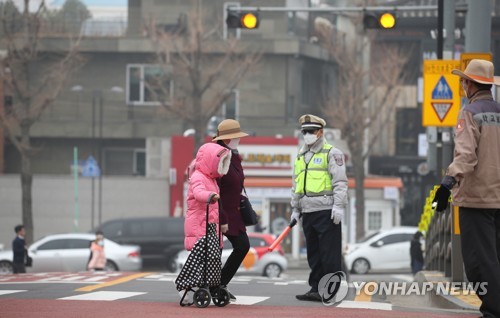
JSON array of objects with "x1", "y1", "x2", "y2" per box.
[{"x1": 296, "y1": 291, "x2": 321, "y2": 302}]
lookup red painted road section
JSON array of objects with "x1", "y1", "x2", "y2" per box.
[{"x1": 0, "y1": 299, "x2": 478, "y2": 318}]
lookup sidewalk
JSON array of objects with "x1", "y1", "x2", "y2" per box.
[{"x1": 414, "y1": 270, "x2": 481, "y2": 312}]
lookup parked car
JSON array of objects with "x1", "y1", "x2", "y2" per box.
[
  {"x1": 97, "y1": 217, "x2": 184, "y2": 271},
  {"x1": 173, "y1": 232, "x2": 288, "y2": 278},
  {"x1": 344, "y1": 226, "x2": 419, "y2": 274},
  {"x1": 0, "y1": 233, "x2": 141, "y2": 274}
]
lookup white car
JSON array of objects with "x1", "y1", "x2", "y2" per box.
[
  {"x1": 344, "y1": 226, "x2": 419, "y2": 274},
  {"x1": 174, "y1": 233, "x2": 288, "y2": 278},
  {"x1": 0, "y1": 233, "x2": 142, "y2": 274}
]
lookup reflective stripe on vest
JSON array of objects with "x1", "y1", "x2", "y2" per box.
[{"x1": 294, "y1": 144, "x2": 333, "y2": 197}]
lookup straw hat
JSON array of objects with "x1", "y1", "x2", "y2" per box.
[
  {"x1": 212, "y1": 119, "x2": 249, "y2": 141},
  {"x1": 451, "y1": 59, "x2": 500, "y2": 85}
]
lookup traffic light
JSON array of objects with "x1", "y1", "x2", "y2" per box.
[
  {"x1": 226, "y1": 11, "x2": 260, "y2": 29},
  {"x1": 363, "y1": 12, "x2": 396, "y2": 29}
]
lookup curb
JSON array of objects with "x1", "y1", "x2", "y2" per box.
[{"x1": 413, "y1": 270, "x2": 481, "y2": 312}]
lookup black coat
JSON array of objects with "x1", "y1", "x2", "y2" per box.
[
  {"x1": 12, "y1": 236, "x2": 26, "y2": 264},
  {"x1": 410, "y1": 239, "x2": 424, "y2": 263}
]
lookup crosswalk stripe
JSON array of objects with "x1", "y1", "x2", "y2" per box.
[
  {"x1": 232, "y1": 295, "x2": 269, "y2": 305},
  {"x1": 58, "y1": 291, "x2": 146, "y2": 301},
  {"x1": 0, "y1": 290, "x2": 27, "y2": 296},
  {"x1": 337, "y1": 300, "x2": 392, "y2": 311}
]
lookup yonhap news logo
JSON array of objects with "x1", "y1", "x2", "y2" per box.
[{"x1": 318, "y1": 271, "x2": 349, "y2": 306}]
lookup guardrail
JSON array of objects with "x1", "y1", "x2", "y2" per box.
[{"x1": 419, "y1": 187, "x2": 463, "y2": 281}]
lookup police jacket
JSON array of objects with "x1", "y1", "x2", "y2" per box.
[
  {"x1": 291, "y1": 136, "x2": 348, "y2": 214},
  {"x1": 447, "y1": 90, "x2": 500, "y2": 208}
]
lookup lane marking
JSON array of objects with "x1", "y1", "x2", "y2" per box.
[
  {"x1": 0, "y1": 290, "x2": 27, "y2": 296},
  {"x1": 59, "y1": 291, "x2": 146, "y2": 301},
  {"x1": 75, "y1": 272, "x2": 153, "y2": 292},
  {"x1": 338, "y1": 300, "x2": 392, "y2": 311},
  {"x1": 354, "y1": 282, "x2": 374, "y2": 302}
]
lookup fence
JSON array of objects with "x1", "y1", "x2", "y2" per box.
[{"x1": 419, "y1": 187, "x2": 464, "y2": 281}]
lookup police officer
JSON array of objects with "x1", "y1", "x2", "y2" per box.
[
  {"x1": 291, "y1": 114, "x2": 348, "y2": 301},
  {"x1": 433, "y1": 59, "x2": 500, "y2": 318}
]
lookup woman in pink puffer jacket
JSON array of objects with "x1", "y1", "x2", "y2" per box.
[{"x1": 184, "y1": 142, "x2": 232, "y2": 251}]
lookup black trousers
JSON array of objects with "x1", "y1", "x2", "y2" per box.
[
  {"x1": 302, "y1": 209, "x2": 342, "y2": 292},
  {"x1": 221, "y1": 231, "x2": 250, "y2": 286},
  {"x1": 13, "y1": 262, "x2": 26, "y2": 274},
  {"x1": 459, "y1": 207, "x2": 500, "y2": 318}
]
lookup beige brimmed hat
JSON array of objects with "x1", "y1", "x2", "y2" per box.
[
  {"x1": 299, "y1": 114, "x2": 326, "y2": 129},
  {"x1": 212, "y1": 119, "x2": 249, "y2": 141},
  {"x1": 451, "y1": 59, "x2": 500, "y2": 85}
]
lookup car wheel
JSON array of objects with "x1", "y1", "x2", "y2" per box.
[
  {"x1": 0, "y1": 261, "x2": 13, "y2": 274},
  {"x1": 263, "y1": 263, "x2": 282, "y2": 278},
  {"x1": 351, "y1": 258, "x2": 370, "y2": 274},
  {"x1": 166, "y1": 256, "x2": 178, "y2": 273},
  {"x1": 105, "y1": 260, "x2": 119, "y2": 271}
]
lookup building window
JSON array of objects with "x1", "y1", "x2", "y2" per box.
[
  {"x1": 368, "y1": 211, "x2": 382, "y2": 231},
  {"x1": 126, "y1": 64, "x2": 173, "y2": 106},
  {"x1": 396, "y1": 108, "x2": 425, "y2": 156},
  {"x1": 104, "y1": 148, "x2": 146, "y2": 176}
]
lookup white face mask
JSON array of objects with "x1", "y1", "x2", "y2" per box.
[
  {"x1": 227, "y1": 138, "x2": 240, "y2": 149},
  {"x1": 303, "y1": 133, "x2": 318, "y2": 145}
]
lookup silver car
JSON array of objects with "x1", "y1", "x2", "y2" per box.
[{"x1": 0, "y1": 233, "x2": 142, "y2": 274}]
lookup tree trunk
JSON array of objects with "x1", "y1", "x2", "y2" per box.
[
  {"x1": 20, "y1": 125, "x2": 33, "y2": 245},
  {"x1": 352, "y1": 149, "x2": 366, "y2": 241}
]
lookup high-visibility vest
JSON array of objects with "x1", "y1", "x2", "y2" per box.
[{"x1": 294, "y1": 143, "x2": 333, "y2": 197}]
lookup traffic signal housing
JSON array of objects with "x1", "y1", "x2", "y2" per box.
[
  {"x1": 363, "y1": 12, "x2": 397, "y2": 29},
  {"x1": 226, "y1": 11, "x2": 260, "y2": 29}
]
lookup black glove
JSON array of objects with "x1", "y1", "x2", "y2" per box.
[
  {"x1": 433, "y1": 186, "x2": 450, "y2": 212},
  {"x1": 432, "y1": 175, "x2": 456, "y2": 212}
]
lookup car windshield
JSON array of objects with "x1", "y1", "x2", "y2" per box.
[{"x1": 358, "y1": 231, "x2": 380, "y2": 243}]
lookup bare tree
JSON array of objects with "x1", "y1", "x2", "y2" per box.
[
  {"x1": 147, "y1": 0, "x2": 261, "y2": 152},
  {"x1": 0, "y1": 0, "x2": 83, "y2": 244},
  {"x1": 315, "y1": 17, "x2": 411, "y2": 240}
]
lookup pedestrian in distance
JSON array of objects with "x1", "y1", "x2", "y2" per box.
[
  {"x1": 432, "y1": 59, "x2": 500, "y2": 318},
  {"x1": 213, "y1": 119, "x2": 251, "y2": 302},
  {"x1": 87, "y1": 231, "x2": 107, "y2": 271},
  {"x1": 175, "y1": 142, "x2": 232, "y2": 305},
  {"x1": 12, "y1": 225, "x2": 27, "y2": 274},
  {"x1": 410, "y1": 231, "x2": 424, "y2": 275},
  {"x1": 291, "y1": 114, "x2": 348, "y2": 302}
]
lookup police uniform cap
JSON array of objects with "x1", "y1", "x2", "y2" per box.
[{"x1": 299, "y1": 114, "x2": 326, "y2": 130}]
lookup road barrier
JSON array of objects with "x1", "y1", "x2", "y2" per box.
[{"x1": 419, "y1": 187, "x2": 464, "y2": 281}]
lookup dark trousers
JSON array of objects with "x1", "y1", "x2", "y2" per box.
[
  {"x1": 459, "y1": 207, "x2": 500, "y2": 318},
  {"x1": 13, "y1": 262, "x2": 26, "y2": 274},
  {"x1": 302, "y1": 209, "x2": 342, "y2": 292},
  {"x1": 221, "y1": 231, "x2": 250, "y2": 286}
]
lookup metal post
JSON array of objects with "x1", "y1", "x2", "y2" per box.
[
  {"x1": 91, "y1": 91, "x2": 97, "y2": 230},
  {"x1": 97, "y1": 91, "x2": 103, "y2": 227}
]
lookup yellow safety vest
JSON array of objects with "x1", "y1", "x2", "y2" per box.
[{"x1": 294, "y1": 143, "x2": 333, "y2": 197}]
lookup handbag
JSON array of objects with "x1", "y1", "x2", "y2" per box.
[
  {"x1": 240, "y1": 192, "x2": 258, "y2": 226},
  {"x1": 231, "y1": 163, "x2": 258, "y2": 226}
]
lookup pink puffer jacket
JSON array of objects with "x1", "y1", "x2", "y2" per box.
[{"x1": 184, "y1": 143, "x2": 231, "y2": 250}]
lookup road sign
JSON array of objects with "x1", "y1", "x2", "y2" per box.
[
  {"x1": 459, "y1": 52, "x2": 492, "y2": 97},
  {"x1": 82, "y1": 156, "x2": 100, "y2": 177},
  {"x1": 422, "y1": 60, "x2": 461, "y2": 127}
]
